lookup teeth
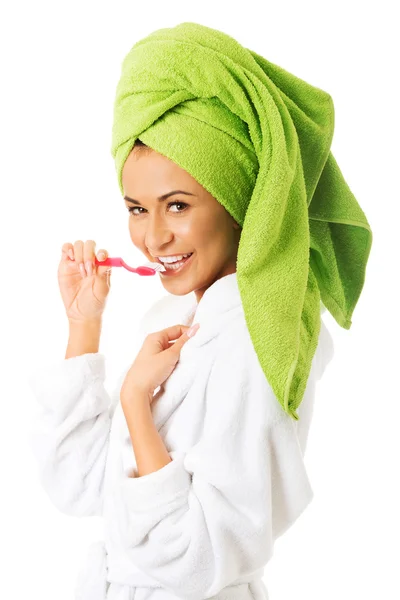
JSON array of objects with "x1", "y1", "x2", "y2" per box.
[
  {"x1": 158, "y1": 253, "x2": 192, "y2": 263},
  {"x1": 163, "y1": 253, "x2": 193, "y2": 270}
]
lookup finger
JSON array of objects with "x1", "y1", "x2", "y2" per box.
[
  {"x1": 147, "y1": 325, "x2": 189, "y2": 351},
  {"x1": 167, "y1": 323, "x2": 200, "y2": 354},
  {"x1": 73, "y1": 240, "x2": 84, "y2": 263},
  {"x1": 83, "y1": 240, "x2": 96, "y2": 277},
  {"x1": 152, "y1": 324, "x2": 193, "y2": 343},
  {"x1": 73, "y1": 240, "x2": 86, "y2": 277},
  {"x1": 95, "y1": 248, "x2": 111, "y2": 279},
  {"x1": 105, "y1": 267, "x2": 112, "y2": 287},
  {"x1": 61, "y1": 243, "x2": 75, "y2": 261},
  {"x1": 168, "y1": 331, "x2": 198, "y2": 358},
  {"x1": 96, "y1": 248, "x2": 109, "y2": 262}
]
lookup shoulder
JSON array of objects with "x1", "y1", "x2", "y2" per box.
[
  {"x1": 210, "y1": 309, "x2": 333, "y2": 424},
  {"x1": 208, "y1": 315, "x2": 285, "y2": 425}
]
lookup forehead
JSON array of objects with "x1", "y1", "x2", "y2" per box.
[{"x1": 122, "y1": 150, "x2": 202, "y2": 197}]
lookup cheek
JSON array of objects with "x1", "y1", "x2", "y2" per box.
[
  {"x1": 128, "y1": 222, "x2": 142, "y2": 245},
  {"x1": 182, "y1": 215, "x2": 221, "y2": 244}
]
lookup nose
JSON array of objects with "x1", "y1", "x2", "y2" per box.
[{"x1": 144, "y1": 212, "x2": 173, "y2": 253}]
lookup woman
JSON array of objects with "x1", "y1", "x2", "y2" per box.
[{"x1": 27, "y1": 21, "x2": 372, "y2": 600}]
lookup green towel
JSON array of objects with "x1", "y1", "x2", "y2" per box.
[{"x1": 110, "y1": 22, "x2": 373, "y2": 420}]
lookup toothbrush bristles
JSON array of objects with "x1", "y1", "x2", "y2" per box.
[{"x1": 144, "y1": 261, "x2": 166, "y2": 272}]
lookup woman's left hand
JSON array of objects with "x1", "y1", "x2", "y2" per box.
[{"x1": 120, "y1": 323, "x2": 200, "y2": 406}]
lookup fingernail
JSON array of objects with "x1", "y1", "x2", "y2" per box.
[
  {"x1": 68, "y1": 249, "x2": 74, "y2": 260},
  {"x1": 79, "y1": 262, "x2": 86, "y2": 278},
  {"x1": 85, "y1": 260, "x2": 93, "y2": 276},
  {"x1": 98, "y1": 252, "x2": 106, "y2": 261},
  {"x1": 187, "y1": 323, "x2": 200, "y2": 337}
]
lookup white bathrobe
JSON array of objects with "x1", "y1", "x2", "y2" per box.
[{"x1": 27, "y1": 272, "x2": 334, "y2": 600}]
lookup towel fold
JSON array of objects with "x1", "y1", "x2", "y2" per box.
[{"x1": 110, "y1": 21, "x2": 373, "y2": 419}]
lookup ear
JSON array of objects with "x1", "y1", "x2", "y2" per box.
[{"x1": 232, "y1": 219, "x2": 241, "y2": 230}]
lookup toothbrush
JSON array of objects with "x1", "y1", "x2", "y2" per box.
[{"x1": 94, "y1": 257, "x2": 166, "y2": 276}]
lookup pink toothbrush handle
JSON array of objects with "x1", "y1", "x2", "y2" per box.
[
  {"x1": 94, "y1": 256, "x2": 156, "y2": 276},
  {"x1": 94, "y1": 257, "x2": 123, "y2": 267}
]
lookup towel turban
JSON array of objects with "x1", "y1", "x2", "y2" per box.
[{"x1": 110, "y1": 21, "x2": 373, "y2": 420}]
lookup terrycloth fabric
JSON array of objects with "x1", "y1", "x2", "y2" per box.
[
  {"x1": 27, "y1": 272, "x2": 334, "y2": 600},
  {"x1": 110, "y1": 21, "x2": 372, "y2": 420}
]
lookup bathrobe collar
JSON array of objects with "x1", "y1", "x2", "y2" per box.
[
  {"x1": 180, "y1": 271, "x2": 244, "y2": 350},
  {"x1": 145, "y1": 272, "x2": 245, "y2": 428}
]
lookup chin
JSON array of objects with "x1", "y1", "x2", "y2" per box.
[{"x1": 161, "y1": 282, "x2": 193, "y2": 297}]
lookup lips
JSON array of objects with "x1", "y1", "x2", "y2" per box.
[
  {"x1": 157, "y1": 253, "x2": 193, "y2": 265},
  {"x1": 160, "y1": 251, "x2": 194, "y2": 275}
]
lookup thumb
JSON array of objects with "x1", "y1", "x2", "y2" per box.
[
  {"x1": 186, "y1": 323, "x2": 200, "y2": 338},
  {"x1": 95, "y1": 251, "x2": 112, "y2": 280},
  {"x1": 169, "y1": 323, "x2": 200, "y2": 354}
]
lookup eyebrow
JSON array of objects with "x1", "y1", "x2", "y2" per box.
[{"x1": 123, "y1": 190, "x2": 196, "y2": 205}]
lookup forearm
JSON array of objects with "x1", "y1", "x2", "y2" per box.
[
  {"x1": 65, "y1": 320, "x2": 102, "y2": 359},
  {"x1": 121, "y1": 392, "x2": 172, "y2": 477}
]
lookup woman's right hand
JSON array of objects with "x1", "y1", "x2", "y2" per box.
[{"x1": 58, "y1": 240, "x2": 112, "y2": 324}]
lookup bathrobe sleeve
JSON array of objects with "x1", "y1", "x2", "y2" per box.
[
  {"x1": 26, "y1": 295, "x2": 174, "y2": 519},
  {"x1": 27, "y1": 352, "x2": 116, "y2": 518},
  {"x1": 115, "y1": 326, "x2": 311, "y2": 600}
]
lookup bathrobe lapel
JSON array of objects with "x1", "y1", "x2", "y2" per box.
[
  {"x1": 150, "y1": 273, "x2": 244, "y2": 431},
  {"x1": 110, "y1": 273, "x2": 243, "y2": 448}
]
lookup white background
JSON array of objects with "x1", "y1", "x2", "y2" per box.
[{"x1": 1, "y1": 1, "x2": 399, "y2": 599}]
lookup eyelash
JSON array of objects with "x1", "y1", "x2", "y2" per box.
[{"x1": 127, "y1": 201, "x2": 189, "y2": 217}]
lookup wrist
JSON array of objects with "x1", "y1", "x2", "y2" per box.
[
  {"x1": 121, "y1": 387, "x2": 153, "y2": 407},
  {"x1": 65, "y1": 319, "x2": 102, "y2": 359},
  {"x1": 68, "y1": 318, "x2": 102, "y2": 329}
]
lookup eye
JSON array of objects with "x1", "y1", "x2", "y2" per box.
[{"x1": 127, "y1": 201, "x2": 189, "y2": 216}]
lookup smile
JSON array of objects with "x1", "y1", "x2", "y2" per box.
[{"x1": 160, "y1": 252, "x2": 194, "y2": 276}]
